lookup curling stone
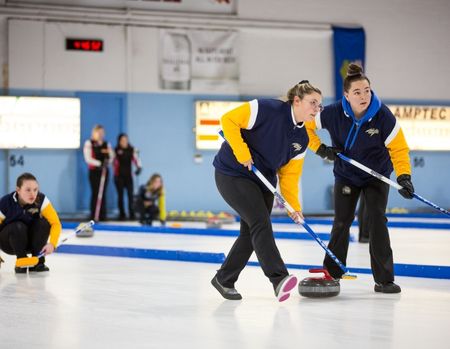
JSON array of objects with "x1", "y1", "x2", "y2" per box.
[
  {"x1": 76, "y1": 222, "x2": 94, "y2": 238},
  {"x1": 298, "y1": 268, "x2": 340, "y2": 298}
]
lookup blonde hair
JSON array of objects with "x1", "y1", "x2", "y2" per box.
[
  {"x1": 91, "y1": 124, "x2": 104, "y2": 139},
  {"x1": 286, "y1": 80, "x2": 322, "y2": 103},
  {"x1": 146, "y1": 173, "x2": 163, "y2": 196}
]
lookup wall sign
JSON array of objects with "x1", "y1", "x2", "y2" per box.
[
  {"x1": 388, "y1": 105, "x2": 450, "y2": 151},
  {"x1": 195, "y1": 100, "x2": 243, "y2": 150},
  {"x1": 0, "y1": 96, "x2": 80, "y2": 149}
]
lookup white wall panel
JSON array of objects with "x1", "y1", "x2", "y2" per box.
[
  {"x1": 238, "y1": 28, "x2": 333, "y2": 96},
  {"x1": 44, "y1": 22, "x2": 126, "y2": 91},
  {"x1": 237, "y1": 0, "x2": 450, "y2": 101},
  {"x1": 6, "y1": 0, "x2": 450, "y2": 99},
  {"x1": 9, "y1": 19, "x2": 127, "y2": 91},
  {"x1": 8, "y1": 19, "x2": 45, "y2": 89},
  {"x1": 127, "y1": 26, "x2": 159, "y2": 92}
]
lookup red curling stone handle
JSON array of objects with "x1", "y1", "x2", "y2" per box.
[{"x1": 308, "y1": 268, "x2": 334, "y2": 280}]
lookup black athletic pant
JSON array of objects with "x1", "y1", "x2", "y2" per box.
[
  {"x1": 114, "y1": 175, "x2": 134, "y2": 218},
  {"x1": 214, "y1": 171, "x2": 289, "y2": 290},
  {"x1": 89, "y1": 167, "x2": 109, "y2": 221},
  {"x1": 0, "y1": 219, "x2": 50, "y2": 263},
  {"x1": 358, "y1": 193, "x2": 370, "y2": 241},
  {"x1": 136, "y1": 200, "x2": 160, "y2": 225},
  {"x1": 324, "y1": 179, "x2": 394, "y2": 284}
]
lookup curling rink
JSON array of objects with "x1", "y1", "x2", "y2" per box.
[{"x1": 0, "y1": 216, "x2": 449, "y2": 349}]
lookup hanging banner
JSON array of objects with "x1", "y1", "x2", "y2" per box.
[
  {"x1": 159, "y1": 29, "x2": 238, "y2": 93},
  {"x1": 333, "y1": 27, "x2": 365, "y2": 101}
]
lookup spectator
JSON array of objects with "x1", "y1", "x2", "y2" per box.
[
  {"x1": 113, "y1": 133, "x2": 142, "y2": 220},
  {"x1": 83, "y1": 124, "x2": 113, "y2": 221},
  {"x1": 136, "y1": 173, "x2": 166, "y2": 226}
]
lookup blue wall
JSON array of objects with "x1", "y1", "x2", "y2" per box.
[
  {"x1": 127, "y1": 93, "x2": 243, "y2": 212},
  {"x1": 1, "y1": 90, "x2": 449, "y2": 215}
]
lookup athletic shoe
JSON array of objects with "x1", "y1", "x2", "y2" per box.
[
  {"x1": 211, "y1": 276, "x2": 242, "y2": 300},
  {"x1": 29, "y1": 263, "x2": 50, "y2": 272},
  {"x1": 15, "y1": 267, "x2": 27, "y2": 274},
  {"x1": 275, "y1": 274, "x2": 298, "y2": 302},
  {"x1": 374, "y1": 282, "x2": 401, "y2": 293}
]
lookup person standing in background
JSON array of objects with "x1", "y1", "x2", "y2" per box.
[
  {"x1": 113, "y1": 133, "x2": 142, "y2": 220},
  {"x1": 83, "y1": 124, "x2": 113, "y2": 221}
]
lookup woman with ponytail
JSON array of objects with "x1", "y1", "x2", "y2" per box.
[
  {"x1": 212, "y1": 81, "x2": 323, "y2": 302},
  {"x1": 306, "y1": 63, "x2": 413, "y2": 293}
]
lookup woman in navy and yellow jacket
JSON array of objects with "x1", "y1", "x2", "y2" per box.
[
  {"x1": 0, "y1": 172, "x2": 61, "y2": 273},
  {"x1": 212, "y1": 81, "x2": 323, "y2": 302},
  {"x1": 306, "y1": 64, "x2": 414, "y2": 294}
]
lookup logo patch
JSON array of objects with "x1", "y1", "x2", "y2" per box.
[
  {"x1": 366, "y1": 128, "x2": 379, "y2": 137},
  {"x1": 27, "y1": 208, "x2": 39, "y2": 215},
  {"x1": 342, "y1": 186, "x2": 352, "y2": 195},
  {"x1": 292, "y1": 143, "x2": 302, "y2": 152}
]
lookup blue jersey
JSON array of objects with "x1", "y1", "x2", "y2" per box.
[
  {"x1": 315, "y1": 100, "x2": 405, "y2": 186},
  {"x1": 214, "y1": 99, "x2": 309, "y2": 189},
  {"x1": 0, "y1": 191, "x2": 48, "y2": 229}
]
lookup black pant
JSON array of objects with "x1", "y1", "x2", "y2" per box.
[
  {"x1": 0, "y1": 219, "x2": 50, "y2": 263},
  {"x1": 114, "y1": 175, "x2": 134, "y2": 218},
  {"x1": 89, "y1": 168, "x2": 109, "y2": 221},
  {"x1": 214, "y1": 171, "x2": 289, "y2": 290},
  {"x1": 358, "y1": 193, "x2": 370, "y2": 241},
  {"x1": 136, "y1": 199, "x2": 160, "y2": 225},
  {"x1": 324, "y1": 179, "x2": 394, "y2": 284}
]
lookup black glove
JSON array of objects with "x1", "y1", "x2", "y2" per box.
[
  {"x1": 397, "y1": 174, "x2": 414, "y2": 199},
  {"x1": 316, "y1": 144, "x2": 342, "y2": 162},
  {"x1": 135, "y1": 167, "x2": 142, "y2": 176}
]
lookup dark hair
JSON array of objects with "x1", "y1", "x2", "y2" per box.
[
  {"x1": 146, "y1": 173, "x2": 163, "y2": 196},
  {"x1": 116, "y1": 133, "x2": 128, "y2": 147},
  {"x1": 343, "y1": 63, "x2": 371, "y2": 93},
  {"x1": 286, "y1": 80, "x2": 322, "y2": 104},
  {"x1": 16, "y1": 172, "x2": 37, "y2": 188}
]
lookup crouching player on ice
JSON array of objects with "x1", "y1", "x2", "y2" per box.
[{"x1": 0, "y1": 172, "x2": 61, "y2": 273}]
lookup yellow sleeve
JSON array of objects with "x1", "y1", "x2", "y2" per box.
[
  {"x1": 277, "y1": 158, "x2": 304, "y2": 211},
  {"x1": 158, "y1": 190, "x2": 166, "y2": 222},
  {"x1": 305, "y1": 120, "x2": 322, "y2": 152},
  {"x1": 386, "y1": 128, "x2": 411, "y2": 176},
  {"x1": 221, "y1": 102, "x2": 253, "y2": 163},
  {"x1": 41, "y1": 203, "x2": 62, "y2": 248}
]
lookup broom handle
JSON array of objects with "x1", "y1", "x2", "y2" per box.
[
  {"x1": 38, "y1": 220, "x2": 95, "y2": 258},
  {"x1": 337, "y1": 153, "x2": 450, "y2": 217}
]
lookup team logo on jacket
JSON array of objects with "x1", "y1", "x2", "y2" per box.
[
  {"x1": 27, "y1": 207, "x2": 39, "y2": 215},
  {"x1": 366, "y1": 128, "x2": 379, "y2": 137},
  {"x1": 292, "y1": 143, "x2": 302, "y2": 152}
]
